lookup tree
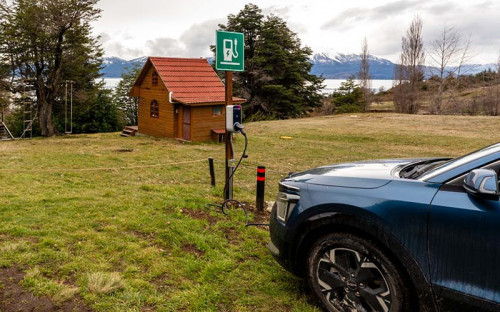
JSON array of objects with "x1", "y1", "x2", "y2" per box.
[
  {"x1": 113, "y1": 64, "x2": 141, "y2": 125},
  {"x1": 217, "y1": 4, "x2": 324, "y2": 119},
  {"x1": 428, "y1": 26, "x2": 473, "y2": 114},
  {"x1": 428, "y1": 27, "x2": 460, "y2": 114},
  {"x1": 330, "y1": 76, "x2": 364, "y2": 113},
  {"x1": 393, "y1": 15, "x2": 425, "y2": 114},
  {"x1": 358, "y1": 37, "x2": 371, "y2": 111},
  {"x1": 496, "y1": 52, "x2": 500, "y2": 115},
  {"x1": 74, "y1": 89, "x2": 122, "y2": 133},
  {"x1": 0, "y1": 0, "x2": 102, "y2": 136}
]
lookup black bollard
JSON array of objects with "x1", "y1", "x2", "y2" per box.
[{"x1": 208, "y1": 157, "x2": 216, "y2": 186}]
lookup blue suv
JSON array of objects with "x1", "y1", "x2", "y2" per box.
[{"x1": 269, "y1": 143, "x2": 500, "y2": 312}]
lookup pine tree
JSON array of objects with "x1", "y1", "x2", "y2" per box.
[
  {"x1": 0, "y1": 0, "x2": 103, "y2": 136},
  {"x1": 218, "y1": 4, "x2": 324, "y2": 119},
  {"x1": 113, "y1": 64, "x2": 141, "y2": 126}
]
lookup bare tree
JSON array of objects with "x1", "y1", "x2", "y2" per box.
[
  {"x1": 496, "y1": 51, "x2": 500, "y2": 116},
  {"x1": 446, "y1": 35, "x2": 472, "y2": 112},
  {"x1": 358, "y1": 37, "x2": 371, "y2": 111},
  {"x1": 393, "y1": 15, "x2": 425, "y2": 114},
  {"x1": 428, "y1": 26, "x2": 460, "y2": 114}
]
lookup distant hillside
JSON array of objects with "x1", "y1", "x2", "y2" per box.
[
  {"x1": 100, "y1": 56, "x2": 147, "y2": 78},
  {"x1": 310, "y1": 53, "x2": 395, "y2": 79},
  {"x1": 101, "y1": 54, "x2": 497, "y2": 80}
]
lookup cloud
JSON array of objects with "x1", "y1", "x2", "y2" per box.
[
  {"x1": 321, "y1": 0, "x2": 424, "y2": 30},
  {"x1": 144, "y1": 19, "x2": 224, "y2": 58},
  {"x1": 145, "y1": 38, "x2": 185, "y2": 57},
  {"x1": 97, "y1": 32, "x2": 112, "y2": 44},
  {"x1": 180, "y1": 19, "x2": 225, "y2": 57},
  {"x1": 262, "y1": 5, "x2": 291, "y2": 18},
  {"x1": 98, "y1": 32, "x2": 144, "y2": 59}
]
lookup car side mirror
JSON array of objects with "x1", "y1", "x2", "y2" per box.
[{"x1": 463, "y1": 169, "x2": 500, "y2": 198}]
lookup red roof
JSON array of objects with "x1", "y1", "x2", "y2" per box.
[{"x1": 132, "y1": 57, "x2": 245, "y2": 105}]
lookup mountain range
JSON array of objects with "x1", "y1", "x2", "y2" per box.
[{"x1": 100, "y1": 54, "x2": 497, "y2": 80}]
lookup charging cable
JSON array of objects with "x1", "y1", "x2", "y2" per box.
[{"x1": 205, "y1": 124, "x2": 269, "y2": 227}]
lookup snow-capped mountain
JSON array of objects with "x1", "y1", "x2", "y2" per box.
[
  {"x1": 100, "y1": 56, "x2": 148, "y2": 78},
  {"x1": 100, "y1": 54, "x2": 497, "y2": 80},
  {"x1": 310, "y1": 53, "x2": 396, "y2": 79}
]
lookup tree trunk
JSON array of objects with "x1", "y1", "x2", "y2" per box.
[
  {"x1": 36, "y1": 27, "x2": 65, "y2": 137},
  {"x1": 36, "y1": 76, "x2": 57, "y2": 137},
  {"x1": 38, "y1": 98, "x2": 56, "y2": 137}
]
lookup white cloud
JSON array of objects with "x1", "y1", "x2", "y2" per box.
[{"x1": 92, "y1": 0, "x2": 500, "y2": 64}]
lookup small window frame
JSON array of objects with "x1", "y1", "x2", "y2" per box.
[
  {"x1": 152, "y1": 72, "x2": 158, "y2": 86},
  {"x1": 212, "y1": 105, "x2": 222, "y2": 116},
  {"x1": 150, "y1": 100, "x2": 159, "y2": 118}
]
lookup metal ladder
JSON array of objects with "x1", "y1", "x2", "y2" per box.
[
  {"x1": 0, "y1": 119, "x2": 15, "y2": 141},
  {"x1": 20, "y1": 99, "x2": 36, "y2": 139},
  {"x1": 19, "y1": 80, "x2": 36, "y2": 139}
]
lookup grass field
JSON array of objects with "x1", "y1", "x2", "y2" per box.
[{"x1": 1, "y1": 113, "x2": 500, "y2": 311}]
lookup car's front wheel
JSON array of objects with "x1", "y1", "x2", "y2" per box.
[{"x1": 306, "y1": 232, "x2": 412, "y2": 312}]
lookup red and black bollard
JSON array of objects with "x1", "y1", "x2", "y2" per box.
[{"x1": 256, "y1": 166, "x2": 266, "y2": 211}]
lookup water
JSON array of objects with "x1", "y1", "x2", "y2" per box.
[
  {"x1": 102, "y1": 78, "x2": 395, "y2": 94},
  {"x1": 100, "y1": 78, "x2": 122, "y2": 89},
  {"x1": 322, "y1": 79, "x2": 395, "y2": 94}
]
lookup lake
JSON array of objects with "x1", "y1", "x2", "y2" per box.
[
  {"x1": 101, "y1": 78, "x2": 396, "y2": 94},
  {"x1": 101, "y1": 78, "x2": 122, "y2": 89},
  {"x1": 322, "y1": 79, "x2": 395, "y2": 94}
]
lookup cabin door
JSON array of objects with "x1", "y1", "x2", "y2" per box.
[{"x1": 182, "y1": 106, "x2": 191, "y2": 140}]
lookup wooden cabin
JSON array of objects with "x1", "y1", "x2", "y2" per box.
[{"x1": 129, "y1": 57, "x2": 245, "y2": 141}]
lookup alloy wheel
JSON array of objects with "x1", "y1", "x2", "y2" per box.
[{"x1": 316, "y1": 248, "x2": 392, "y2": 312}]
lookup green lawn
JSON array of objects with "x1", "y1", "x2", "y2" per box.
[{"x1": 1, "y1": 113, "x2": 500, "y2": 311}]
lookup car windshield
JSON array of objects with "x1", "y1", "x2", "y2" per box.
[{"x1": 419, "y1": 143, "x2": 500, "y2": 180}]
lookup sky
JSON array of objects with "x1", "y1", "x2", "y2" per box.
[{"x1": 92, "y1": 0, "x2": 500, "y2": 65}]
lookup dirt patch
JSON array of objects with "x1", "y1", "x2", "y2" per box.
[
  {"x1": 0, "y1": 267, "x2": 92, "y2": 312},
  {"x1": 115, "y1": 148, "x2": 133, "y2": 153},
  {"x1": 220, "y1": 226, "x2": 240, "y2": 245},
  {"x1": 180, "y1": 208, "x2": 219, "y2": 225},
  {"x1": 180, "y1": 244, "x2": 205, "y2": 257},
  {"x1": 243, "y1": 202, "x2": 271, "y2": 226}
]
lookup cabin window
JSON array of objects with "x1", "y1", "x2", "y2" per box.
[
  {"x1": 150, "y1": 100, "x2": 159, "y2": 118},
  {"x1": 212, "y1": 105, "x2": 222, "y2": 116},
  {"x1": 152, "y1": 72, "x2": 158, "y2": 86}
]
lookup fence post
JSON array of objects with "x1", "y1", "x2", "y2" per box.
[{"x1": 208, "y1": 157, "x2": 216, "y2": 186}]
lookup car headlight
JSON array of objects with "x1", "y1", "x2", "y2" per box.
[{"x1": 276, "y1": 191, "x2": 300, "y2": 223}]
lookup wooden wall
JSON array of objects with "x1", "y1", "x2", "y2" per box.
[
  {"x1": 137, "y1": 66, "x2": 175, "y2": 138},
  {"x1": 136, "y1": 64, "x2": 228, "y2": 141},
  {"x1": 191, "y1": 105, "x2": 226, "y2": 141}
]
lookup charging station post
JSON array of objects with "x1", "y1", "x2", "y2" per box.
[
  {"x1": 216, "y1": 30, "x2": 244, "y2": 201},
  {"x1": 225, "y1": 71, "x2": 234, "y2": 200}
]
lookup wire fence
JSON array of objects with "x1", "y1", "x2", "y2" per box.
[
  {"x1": 0, "y1": 158, "x2": 293, "y2": 178},
  {"x1": 0, "y1": 159, "x2": 207, "y2": 173}
]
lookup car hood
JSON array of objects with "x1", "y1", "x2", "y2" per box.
[{"x1": 285, "y1": 158, "x2": 433, "y2": 189}]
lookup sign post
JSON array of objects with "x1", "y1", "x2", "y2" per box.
[
  {"x1": 224, "y1": 71, "x2": 233, "y2": 200},
  {"x1": 216, "y1": 31, "x2": 244, "y2": 200}
]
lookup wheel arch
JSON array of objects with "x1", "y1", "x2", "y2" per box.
[{"x1": 291, "y1": 210, "x2": 437, "y2": 312}]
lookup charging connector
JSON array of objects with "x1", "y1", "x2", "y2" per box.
[{"x1": 226, "y1": 105, "x2": 242, "y2": 133}]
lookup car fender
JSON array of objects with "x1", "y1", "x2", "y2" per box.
[{"x1": 292, "y1": 208, "x2": 438, "y2": 312}]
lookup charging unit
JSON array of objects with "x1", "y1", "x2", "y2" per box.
[{"x1": 226, "y1": 105, "x2": 242, "y2": 133}]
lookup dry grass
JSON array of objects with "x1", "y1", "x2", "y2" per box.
[
  {"x1": 54, "y1": 286, "x2": 80, "y2": 303},
  {"x1": 1, "y1": 113, "x2": 500, "y2": 311},
  {"x1": 86, "y1": 272, "x2": 124, "y2": 295}
]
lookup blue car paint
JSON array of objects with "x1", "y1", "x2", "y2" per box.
[
  {"x1": 269, "y1": 144, "x2": 500, "y2": 312},
  {"x1": 429, "y1": 187, "x2": 500, "y2": 304}
]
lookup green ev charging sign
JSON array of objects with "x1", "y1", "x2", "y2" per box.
[{"x1": 216, "y1": 31, "x2": 244, "y2": 72}]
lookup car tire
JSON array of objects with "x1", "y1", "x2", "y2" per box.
[{"x1": 306, "y1": 232, "x2": 413, "y2": 312}]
